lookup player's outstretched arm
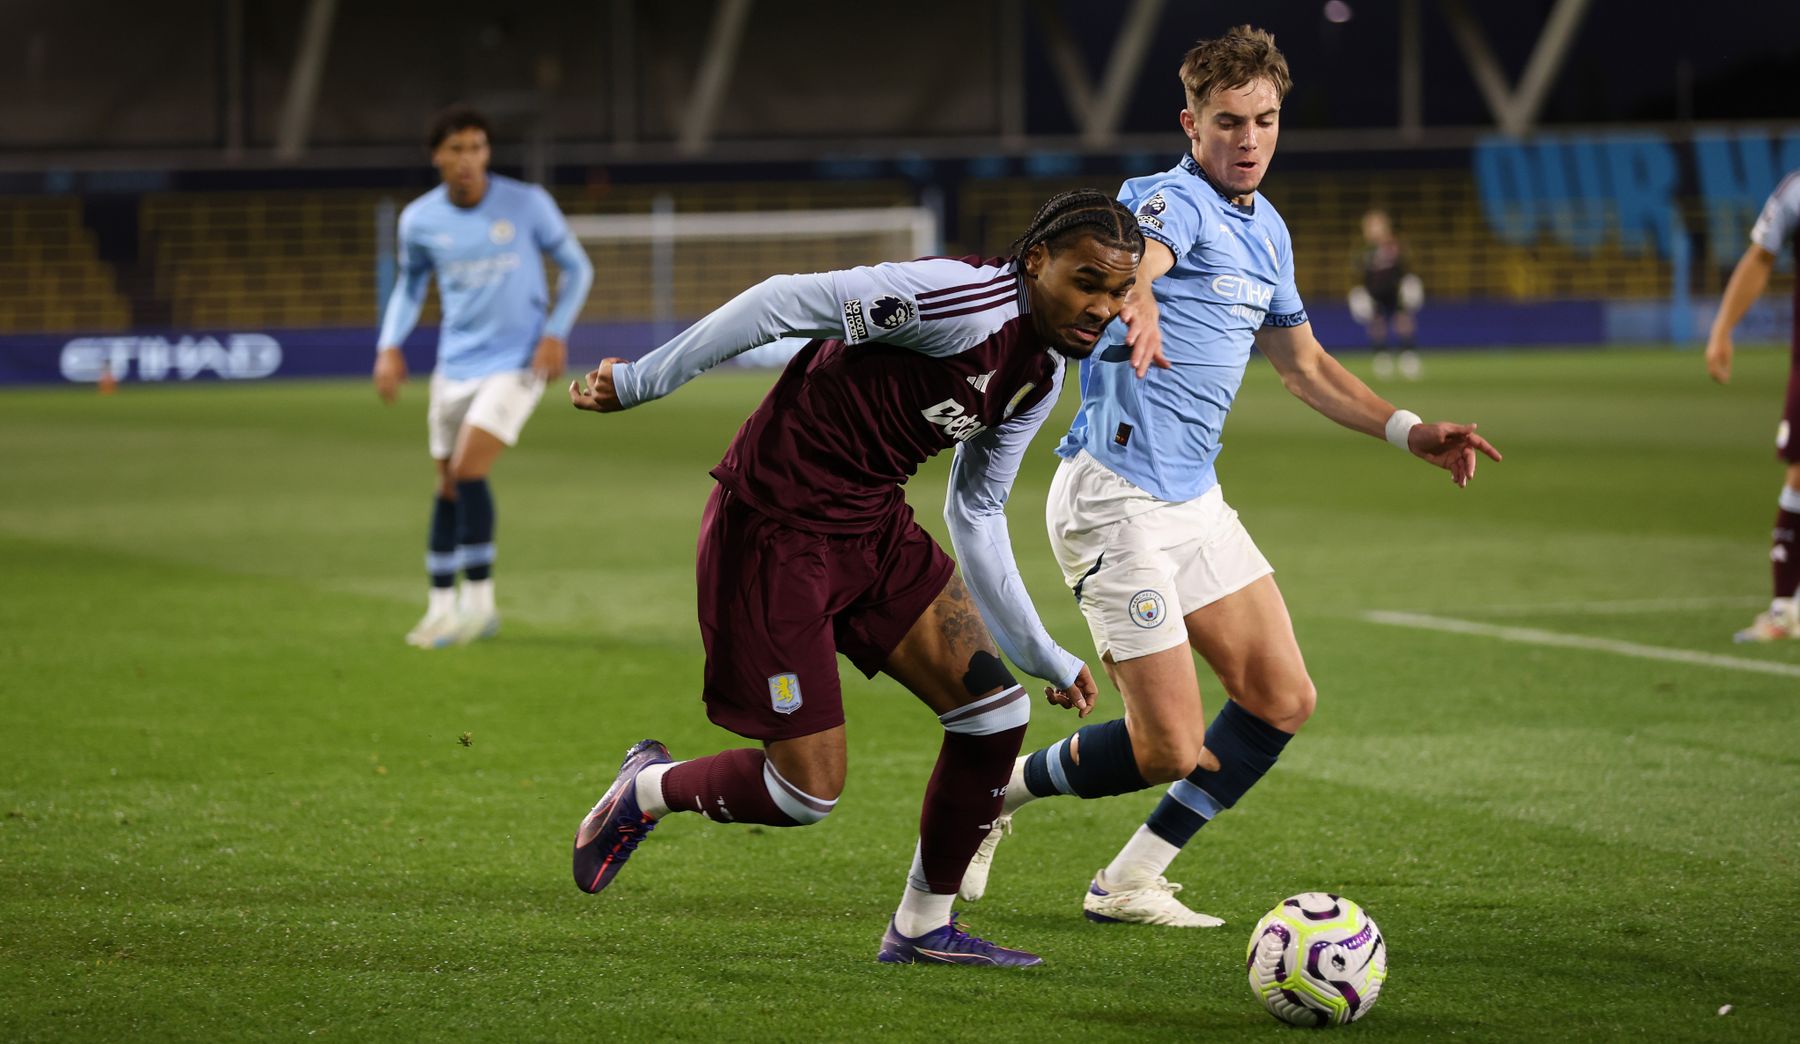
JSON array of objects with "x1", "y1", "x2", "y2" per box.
[
  {"x1": 1255, "y1": 320, "x2": 1501, "y2": 487},
  {"x1": 1704, "y1": 244, "x2": 1775, "y2": 385},
  {"x1": 569, "y1": 272, "x2": 845, "y2": 414}
]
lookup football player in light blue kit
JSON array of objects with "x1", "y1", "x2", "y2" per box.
[
  {"x1": 374, "y1": 106, "x2": 594, "y2": 647},
  {"x1": 960, "y1": 26, "x2": 1503, "y2": 925}
]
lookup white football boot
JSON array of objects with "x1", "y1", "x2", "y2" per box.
[
  {"x1": 958, "y1": 814, "x2": 1012, "y2": 901},
  {"x1": 444, "y1": 609, "x2": 501, "y2": 646},
  {"x1": 1082, "y1": 869, "x2": 1225, "y2": 927},
  {"x1": 405, "y1": 609, "x2": 460, "y2": 648},
  {"x1": 1733, "y1": 600, "x2": 1799, "y2": 643}
]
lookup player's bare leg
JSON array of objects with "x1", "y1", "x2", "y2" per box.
[
  {"x1": 874, "y1": 573, "x2": 1042, "y2": 965},
  {"x1": 763, "y1": 726, "x2": 848, "y2": 802},
  {"x1": 979, "y1": 576, "x2": 1309, "y2": 925},
  {"x1": 1184, "y1": 576, "x2": 1316, "y2": 732},
  {"x1": 442, "y1": 424, "x2": 508, "y2": 644},
  {"x1": 1737, "y1": 461, "x2": 1800, "y2": 641},
  {"x1": 1099, "y1": 577, "x2": 1311, "y2": 924}
]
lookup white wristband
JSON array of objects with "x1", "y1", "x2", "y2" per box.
[{"x1": 1385, "y1": 409, "x2": 1422, "y2": 451}]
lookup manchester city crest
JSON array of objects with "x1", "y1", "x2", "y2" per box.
[
  {"x1": 489, "y1": 219, "x2": 516, "y2": 245},
  {"x1": 1128, "y1": 589, "x2": 1166, "y2": 629}
]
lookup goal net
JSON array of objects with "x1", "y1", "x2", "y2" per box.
[{"x1": 564, "y1": 206, "x2": 939, "y2": 365}]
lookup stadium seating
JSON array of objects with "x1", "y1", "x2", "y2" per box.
[
  {"x1": 0, "y1": 173, "x2": 1770, "y2": 335},
  {"x1": 138, "y1": 182, "x2": 914, "y2": 330},
  {"x1": 142, "y1": 191, "x2": 389, "y2": 330},
  {"x1": 0, "y1": 198, "x2": 131, "y2": 334}
]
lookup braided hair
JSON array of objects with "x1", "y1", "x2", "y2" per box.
[{"x1": 1011, "y1": 189, "x2": 1144, "y2": 260}]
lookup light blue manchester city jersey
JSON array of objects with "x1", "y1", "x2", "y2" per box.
[
  {"x1": 1057, "y1": 154, "x2": 1307, "y2": 503},
  {"x1": 379, "y1": 174, "x2": 591, "y2": 381}
]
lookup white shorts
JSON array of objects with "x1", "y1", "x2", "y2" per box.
[
  {"x1": 427, "y1": 370, "x2": 546, "y2": 460},
  {"x1": 1046, "y1": 451, "x2": 1273, "y2": 662}
]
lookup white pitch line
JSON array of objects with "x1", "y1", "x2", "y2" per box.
[
  {"x1": 1360, "y1": 610, "x2": 1800, "y2": 679},
  {"x1": 1472, "y1": 595, "x2": 1767, "y2": 617}
]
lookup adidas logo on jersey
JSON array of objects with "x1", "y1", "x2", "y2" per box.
[{"x1": 967, "y1": 370, "x2": 996, "y2": 392}]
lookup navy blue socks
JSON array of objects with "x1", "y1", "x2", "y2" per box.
[
  {"x1": 455, "y1": 478, "x2": 495, "y2": 582},
  {"x1": 1144, "y1": 700, "x2": 1292, "y2": 847},
  {"x1": 1021, "y1": 718, "x2": 1149, "y2": 800},
  {"x1": 427, "y1": 495, "x2": 458, "y2": 588}
]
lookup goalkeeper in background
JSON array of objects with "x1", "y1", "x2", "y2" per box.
[
  {"x1": 1349, "y1": 208, "x2": 1424, "y2": 380},
  {"x1": 373, "y1": 105, "x2": 594, "y2": 648}
]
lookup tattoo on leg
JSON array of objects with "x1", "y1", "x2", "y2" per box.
[{"x1": 938, "y1": 574, "x2": 998, "y2": 664}]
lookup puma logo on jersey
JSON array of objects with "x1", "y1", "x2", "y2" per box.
[
  {"x1": 921, "y1": 397, "x2": 988, "y2": 443},
  {"x1": 967, "y1": 370, "x2": 995, "y2": 392}
]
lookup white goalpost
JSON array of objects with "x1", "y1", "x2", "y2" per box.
[{"x1": 565, "y1": 204, "x2": 940, "y2": 366}]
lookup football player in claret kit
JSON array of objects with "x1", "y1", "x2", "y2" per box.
[
  {"x1": 1704, "y1": 167, "x2": 1800, "y2": 641},
  {"x1": 957, "y1": 26, "x2": 1502, "y2": 926},
  {"x1": 373, "y1": 106, "x2": 594, "y2": 648},
  {"x1": 569, "y1": 191, "x2": 1147, "y2": 966}
]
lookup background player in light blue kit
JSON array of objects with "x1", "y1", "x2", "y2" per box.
[
  {"x1": 959, "y1": 25, "x2": 1503, "y2": 925},
  {"x1": 373, "y1": 106, "x2": 594, "y2": 648}
]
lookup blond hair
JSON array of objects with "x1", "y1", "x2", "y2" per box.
[{"x1": 1179, "y1": 25, "x2": 1292, "y2": 111}]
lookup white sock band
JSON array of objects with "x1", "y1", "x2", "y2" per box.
[
  {"x1": 939, "y1": 685, "x2": 1029, "y2": 736},
  {"x1": 762, "y1": 760, "x2": 836, "y2": 825},
  {"x1": 1779, "y1": 485, "x2": 1800, "y2": 513}
]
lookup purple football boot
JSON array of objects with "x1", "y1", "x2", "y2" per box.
[
  {"x1": 573, "y1": 739, "x2": 672, "y2": 894},
  {"x1": 877, "y1": 916, "x2": 1044, "y2": 967}
]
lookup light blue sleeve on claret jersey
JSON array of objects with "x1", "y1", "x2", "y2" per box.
[
  {"x1": 376, "y1": 208, "x2": 433, "y2": 350},
  {"x1": 829, "y1": 257, "x2": 1021, "y2": 359},
  {"x1": 532, "y1": 187, "x2": 593, "y2": 340},
  {"x1": 611, "y1": 273, "x2": 844, "y2": 408},
  {"x1": 1750, "y1": 172, "x2": 1800, "y2": 256},
  {"x1": 944, "y1": 360, "x2": 1084, "y2": 689}
]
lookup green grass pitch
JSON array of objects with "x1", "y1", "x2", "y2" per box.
[{"x1": 2, "y1": 347, "x2": 1795, "y2": 1041}]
